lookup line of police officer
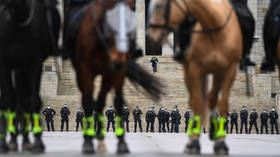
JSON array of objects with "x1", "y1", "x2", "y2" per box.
[{"x1": 229, "y1": 106, "x2": 279, "y2": 134}]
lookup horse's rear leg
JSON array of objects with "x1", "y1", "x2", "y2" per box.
[
  {"x1": 214, "y1": 65, "x2": 237, "y2": 155},
  {"x1": 183, "y1": 65, "x2": 204, "y2": 154},
  {"x1": 0, "y1": 69, "x2": 15, "y2": 153},
  {"x1": 113, "y1": 76, "x2": 129, "y2": 154},
  {"x1": 28, "y1": 65, "x2": 45, "y2": 153},
  {"x1": 95, "y1": 75, "x2": 114, "y2": 153},
  {"x1": 14, "y1": 69, "x2": 33, "y2": 152},
  {"x1": 76, "y1": 66, "x2": 95, "y2": 154}
]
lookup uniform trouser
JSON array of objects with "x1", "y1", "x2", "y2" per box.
[
  {"x1": 76, "y1": 120, "x2": 83, "y2": 131},
  {"x1": 230, "y1": 121, "x2": 238, "y2": 134},
  {"x1": 225, "y1": 122, "x2": 229, "y2": 133},
  {"x1": 146, "y1": 121, "x2": 154, "y2": 132},
  {"x1": 271, "y1": 122, "x2": 279, "y2": 134},
  {"x1": 134, "y1": 119, "x2": 142, "y2": 132},
  {"x1": 107, "y1": 120, "x2": 115, "y2": 132},
  {"x1": 249, "y1": 121, "x2": 258, "y2": 134},
  {"x1": 240, "y1": 119, "x2": 248, "y2": 134},
  {"x1": 46, "y1": 119, "x2": 55, "y2": 131},
  {"x1": 171, "y1": 122, "x2": 178, "y2": 133},
  {"x1": 185, "y1": 120, "x2": 189, "y2": 133},
  {"x1": 158, "y1": 121, "x2": 166, "y2": 132},
  {"x1": 261, "y1": 123, "x2": 268, "y2": 134},
  {"x1": 121, "y1": 120, "x2": 129, "y2": 132},
  {"x1": 152, "y1": 65, "x2": 157, "y2": 72},
  {"x1": 165, "y1": 121, "x2": 170, "y2": 132},
  {"x1": 61, "y1": 118, "x2": 69, "y2": 131}
]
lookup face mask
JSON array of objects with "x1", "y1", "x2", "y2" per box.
[
  {"x1": 47, "y1": 106, "x2": 50, "y2": 109},
  {"x1": 264, "y1": 111, "x2": 266, "y2": 113},
  {"x1": 272, "y1": 108, "x2": 275, "y2": 111},
  {"x1": 78, "y1": 109, "x2": 80, "y2": 112}
]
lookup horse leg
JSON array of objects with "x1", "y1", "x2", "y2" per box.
[
  {"x1": 208, "y1": 75, "x2": 222, "y2": 140},
  {"x1": 113, "y1": 75, "x2": 129, "y2": 154},
  {"x1": 76, "y1": 66, "x2": 95, "y2": 154},
  {"x1": 14, "y1": 69, "x2": 33, "y2": 152},
  {"x1": 95, "y1": 75, "x2": 114, "y2": 153},
  {"x1": 28, "y1": 65, "x2": 45, "y2": 153},
  {"x1": 183, "y1": 64, "x2": 204, "y2": 154},
  {"x1": 214, "y1": 65, "x2": 237, "y2": 155},
  {"x1": 0, "y1": 69, "x2": 15, "y2": 153}
]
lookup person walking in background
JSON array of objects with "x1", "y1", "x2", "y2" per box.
[{"x1": 150, "y1": 57, "x2": 159, "y2": 73}]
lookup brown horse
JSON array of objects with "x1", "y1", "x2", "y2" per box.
[
  {"x1": 70, "y1": 0, "x2": 163, "y2": 154},
  {"x1": 148, "y1": 0, "x2": 242, "y2": 155}
]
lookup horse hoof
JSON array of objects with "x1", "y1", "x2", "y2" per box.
[
  {"x1": 0, "y1": 139, "x2": 9, "y2": 153},
  {"x1": 82, "y1": 140, "x2": 94, "y2": 154},
  {"x1": 184, "y1": 140, "x2": 200, "y2": 155},
  {"x1": 97, "y1": 141, "x2": 107, "y2": 152},
  {"x1": 214, "y1": 140, "x2": 229, "y2": 155},
  {"x1": 22, "y1": 141, "x2": 33, "y2": 152},
  {"x1": 8, "y1": 141, "x2": 18, "y2": 152},
  {"x1": 117, "y1": 141, "x2": 129, "y2": 154},
  {"x1": 32, "y1": 139, "x2": 45, "y2": 153}
]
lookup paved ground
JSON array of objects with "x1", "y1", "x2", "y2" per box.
[{"x1": 2, "y1": 132, "x2": 280, "y2": 156}]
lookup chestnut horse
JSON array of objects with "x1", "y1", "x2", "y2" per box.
[
  {"x1": 69, "y1": 0, "x2": 163, "y2": 154},
  {"x1": 148, "y1": 0, "x2": 242, "y2": 155}
]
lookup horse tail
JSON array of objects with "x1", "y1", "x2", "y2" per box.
[{"x1": 127, "y1": 60, "x2": 165, "y2": 102}]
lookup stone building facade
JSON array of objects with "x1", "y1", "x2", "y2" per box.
[{"x1": 39, "y1": 0, "x2": 278, "y2": 132}]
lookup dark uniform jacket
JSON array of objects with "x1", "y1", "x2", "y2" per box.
[
  {"x1": 133, "y1": 109, "x2": 143, "y2": 120},
  {"x1": 230, "y1": 112, "x2": 238, "y2": 121},
  {"x1": 76, "y1": 111, "x2": 84, "y2": 122},
  {"x1": 157, "y1": 110, "x2": 165, "y2": 122},
  {"x1": 122, "y1": 108, "x2": 130, "y2": 121},
  {"x1": 269, "y1": 111, "x2": 279, "y2": 123},
  {"x1": 260, "y1": 112, "x2": 269, "y2": 123},
  {"x1": 165, "y1": 111, "x2": 170, "y2": 123},
  {"x1": 249, "y1": 112, "x2": 258, "y2": 123},
  {"x1": 171, "y1": 111, "x2": 178, "y2": 123},
  {"x1": 106, "y1": 109, "x2": 116, "y2": 121},
  {"x1": 150, "y1": 57, "x2": 158, "y2": 66},
  {"x1": 43, "y1": 108, "x2": 56, "y2": 121},
  {"x1": 146, "y1": 111, "x2": 156, "y2": 122},
  {"x1": 60, "y1": 107, "x2": 70, "y2": 119},
  {"x1": 240, "y1": 110, "x2": 248, "y2": 120},
  {"x1": 184, "y1": 111, "x2": 190, "y2": 122}
]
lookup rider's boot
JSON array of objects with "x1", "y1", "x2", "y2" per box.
[
  {"x1": 8, "y1": 112, "x2": 18, "y2": 152},
  {"x1": 115, "y1": 116, "x2": 129, "y2": 154},
  {"x1": 82, "y1": 116, "x2": 95, "y2": 154},
  {"x1": 32, "y1": 113, "x2": 45, "y2": 153},
  {"x1": 22, "y1": 113, "x2": 32, "y2": 152},
  {"x1": 0, "y1": 110, "x2": 9, "y2": 153},
  {"x1": 184, "y1": 115, "x2": 201, "y2": 155}
]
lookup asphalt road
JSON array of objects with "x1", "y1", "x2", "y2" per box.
[{"x1": 2, "y1": 132, "x2": 280, "y2": 157}]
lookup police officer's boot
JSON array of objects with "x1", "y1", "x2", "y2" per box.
[
  {"x1": 0, "y1": 110, "x2": 9, "y2": 153},
  {"x1": 22, "y1": 113, "x2": 32, "y2": 152},
  {"x1": 32, "y1": 113, "x2": 45, "y2": 153},
  {"x1": 8, "y1": 112, "x2": 18, "y2": 152},
  {"x1": 82, "y1": 116, "x2": 95, "y2": 154},
  {"x1": 184, "y1": 116, "x2": 201, "y2": 154}
]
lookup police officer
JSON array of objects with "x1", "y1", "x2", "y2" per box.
[
  {"x1": 260, "y1": 109, "x2": 269, "y2": 134},
  {"x1": 230, "y1": 109, "x2": 238, "y2": 134},
  {"x1": 60, "y1": 103, "x2": 70, "y2": 132},
  {"x1": 150, "y1": 57, "x2": 159, "y2": 73},
  {"x1": 164, "y1": 108, "x2": 170, "y2": 132},
  {"x1": 133, "y1": 106, "x2": 143, "y2": 132},
  {"x1": 240, "y1": 106, "x2": 248, "y2": 134},
  {"x1": 184, "y1": 108, "x2": 191, "y2": 132},
  {"x1": 269, "y1": 107, "x2": 279, "y2": 134},
  {"x1": 171, "y1": 107, "x2": 180, "y2": 133},
  {"x1": 157, "y1": 107, "x2": 166, "y2": 132},
  {"x1": 122, "y1": 106, "x2": 130, "y2": 132},
  {"x1": 42, "y1": 104, "x2": 56, "y2": 132},
  {"x1": 106, "y1": 106, "x2": 116, "y2": 132},
  {"x1": 76, "y1": 108, "x2": 84, "y2": 132},
  {"x1": 249, "y1": 108, "x2": 259, "y2": 134},
  {"x1": 145, "y1": 107, "x2": 156, "y2": 133}
]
